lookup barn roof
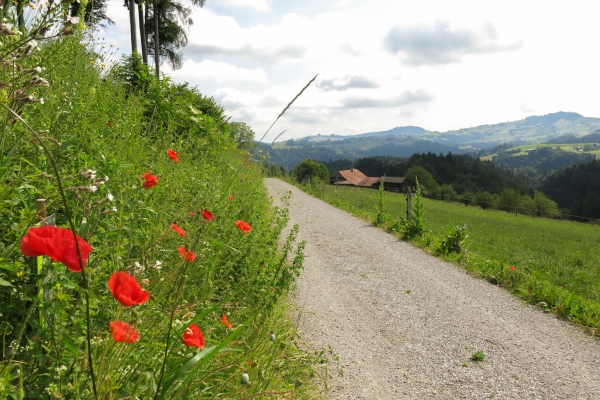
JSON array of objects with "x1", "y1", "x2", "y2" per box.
[{"x1": 331, "y1": 169, "x2": 368, "y2": 186}]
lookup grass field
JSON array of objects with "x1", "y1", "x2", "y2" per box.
[
  {"x1": 486, "y1": 143, "x2": 600, "y2": 158},
  {"x1": 307, "y1": 183, "x2": 600, "y2": 332}
]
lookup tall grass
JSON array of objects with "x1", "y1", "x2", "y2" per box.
[
  {"x1": 0, "y1": 9, "x2": 322, "y2": 398},
  {"x1": 304, "y1": 184, "x2": 600, "y2": 332}
]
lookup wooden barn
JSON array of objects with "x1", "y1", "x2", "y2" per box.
[{"x1": 330, "y1": 168, "x2": 416, "y2": 192}]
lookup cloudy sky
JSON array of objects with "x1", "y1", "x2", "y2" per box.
[{"x1": 100, "y1": 0, "x2": 600, "y2": 142}]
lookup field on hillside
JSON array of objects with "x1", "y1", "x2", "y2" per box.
[
  {"x1": 307, "y1": 183, "x2": 600, "y2": 331},
  {"x1": 488, "y1": 143, "x2": 600, "y2": 158}
]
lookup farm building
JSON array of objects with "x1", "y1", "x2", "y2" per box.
[{"x1": 330, "y1": 168, "x2": 416, "y2": 192}]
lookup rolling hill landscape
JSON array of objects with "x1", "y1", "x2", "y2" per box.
[{"x1": 263, "y1": 112, "x2": 600, "y2": 170}]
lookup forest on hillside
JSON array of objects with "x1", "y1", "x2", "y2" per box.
[
  {"x1": 492, "y1": 147, "x2": 594, "y2": 184},
  {"x1": 542, "y1": 159, "x2": 600, "y2": 220},
  {"x1": 323, "y1": 153, "x2": 531, "y2": 195}
]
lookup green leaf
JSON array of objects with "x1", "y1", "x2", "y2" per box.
[
  {"x1": 61, "y1": 332, "x2": 83, "y2": 355},
  {"x1": 161, "y1": 321, "x2": 248, "y2": 398},
  {"x1": 53, "y1": 140, "x2": 76, "y2": 159},
  {"x1": 0, "y1": 277, "x2": 13, "y2": 286},
  {"x1": 205, "y1": 236, "x2": 241, "y2": 253}
]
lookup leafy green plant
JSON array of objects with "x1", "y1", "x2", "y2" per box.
[
  {"x1": 471, "y1": 350, "x2": 485, "y2": 362},
  {"x1": 439, "y1": 223, "x2": 469, "y2": 255},
  {"x1": 397, "y1": 178, "x2": 426, "y2": 239},
  {"x1": 0, "y1": 12, "x2": 323, "y2": 398}
]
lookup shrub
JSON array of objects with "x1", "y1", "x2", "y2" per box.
[{"x1": 439, "y1": 223, "x2": 469, "y2": 255}]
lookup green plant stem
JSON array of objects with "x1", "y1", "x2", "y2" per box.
[
  {"x1": 1, "y1": 104, "x2": 98, "y2": 399},
  {"x1": 153, "y1": 272, "x2": 188, "y2": 400}
]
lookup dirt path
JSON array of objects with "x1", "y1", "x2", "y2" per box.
[{"x1": 265, "y1": 178, "x2": 600, "y2": 400}]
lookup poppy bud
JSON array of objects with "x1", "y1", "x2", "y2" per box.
[{"x1": 241, "y1": 373, "x2": 250, "y2": 385}]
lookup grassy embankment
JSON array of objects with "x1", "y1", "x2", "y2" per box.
[
  {"x1": 299, "y1": 182, "x2": 600, "y2": 333},
  {"x1": 0, "y1": 9, "x2": 323, "y2": 399}
]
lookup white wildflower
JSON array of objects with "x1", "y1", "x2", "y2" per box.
[
  {"x1": 111, "y1": 206, "x2": 117, "y2": 212},
  {"x1": 107, "y1": 193, "x2": 114, "y2": 201},
  {"x1": 152, "y1": 260, "x2": 162, "y2": 270},
  {"x1": 65, "y1": 15, "x2": 79, "y2": 26},
  {"x1": 89, "y1": 185, "x2": 97, "y2": 193},
  {"x1": 134, "y1": 261, "x2": 145, "y2": 273}
]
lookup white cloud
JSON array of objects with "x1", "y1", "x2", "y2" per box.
[
  {"x1": 218, "y1": 0, "x2": 269, "y2": 11},
  {"x1": 102, "y1": 0, "x2": 600, "y2": 140},
  {"x1": 383, "y1": 20, "x2": 522, "y2": 66},
  {"x1": 167, "y1": 60, "x2": 268, "y2": 84}
]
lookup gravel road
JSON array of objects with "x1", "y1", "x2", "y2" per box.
[{"x1": 265, "y1": 178, "x2": 600, "y2": 400}]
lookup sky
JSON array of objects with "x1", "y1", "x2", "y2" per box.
[{"x1": 99, "y1": 0, "x2": 600, "y2": 142}]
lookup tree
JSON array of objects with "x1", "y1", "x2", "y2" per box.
[
  {"x1": 136, "y1": 0, "x2": 148, "y2": 64},
  {"x1": 70, "y1": 0, "x2": 114, "y2": 26},
  {"x1": 459, "y1": 191, "x2": 475, "y2": 207},
  {"x1": 475, "y1": 191, "x2": 494, "y2": 210},
  {"x1": 146, "y1": 0, "x2": 206, "y2": 75},
  {"x1": 229, "y1": 122, "x2": 255, "y2": 150},
  {"x1": 499, "y1": 188, "x2": 520, "y2": 214},
  {"x1": 404, "y1": 166, "x2": 439, "y2": 195},
  {"x1": 439, "y1": 183, "x2": 457, "y2": 202},
  {"x1": 291, "y1": 159, "x2": 329, "y2": 183},
  {"x1": 531, "y1": 191, "x2": 560, "y2": 217}
]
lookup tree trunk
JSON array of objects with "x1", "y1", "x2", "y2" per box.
[
  {"x1": 153, "y1": 0, "x2": 160, "y2": 77},
  {"x1": 129, "y1": 0, "x2": 138, "y2": 55},
  {"x1": 137, "y1": 1, "x2": 148, "y2": 64}
]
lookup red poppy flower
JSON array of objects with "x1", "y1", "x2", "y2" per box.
[
  {"x1": 167, "y1": 149, "x2": 179, "y2": 162},
  {"x1": 182, "y1": 323, "x2": 205, "y2": 348},
  {"x1": 171, "y1": 223, "x2": 185, "y2": 237},
  {"x1": 201, "y1": 209, "x2": 214, "y2": 221},
  {"x1": 108, "y1": 271, "x2": 150, "y2": 306},
  {"x1": 235, "y1": 220, "x2": 251, "y2": 234},
  {"x1": 110, "y1": 321, "x2": 139, "y2": 343},
  {"x1": 227, "y1": 195, "x2": 233, "y2": 201},
  {"x1": 20, "y1": 226, "x2": 93, "y2": 272},
  {"x1": 221, "y1": 314, "x2": 233, "y2": 329},
  {"x1": 509, "y1": 265, "x2": 516, "y2": 271},
  {"x1": 178, "y1": 246, "x2": 196, "y2": 262},
  {"x1": 141, "y1": 172, "x2": 158, "y2": 189},
  {"x1": 107, "y1": 121, "x2": 112, "y2": 127}
]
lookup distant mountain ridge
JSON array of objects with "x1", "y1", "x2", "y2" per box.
[
  {"x1": 290, "y1": 112, "x2": 600, "y2": 148},
  {"x1": 265, "y1": 112, "x2": 600, "y2": 169}
]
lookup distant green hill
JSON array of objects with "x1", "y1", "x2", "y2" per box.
[
  {"x1": 421, "y1": 112, "x2": 600, "y2": 147},
  {"x1": 266, "y1": 112, "x2": 600, "y2": 170}
]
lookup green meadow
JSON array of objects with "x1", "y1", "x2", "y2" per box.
[{"x1": 306, "y1": 183, "x2": 600, "y2": 332}]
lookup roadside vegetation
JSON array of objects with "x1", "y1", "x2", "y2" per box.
[
  {"x1": 0, "y1": 6, "x2": 323, "y2": 399},
  {"x1": 292, "y1": 181, "x2": 600, "y2": 334}
]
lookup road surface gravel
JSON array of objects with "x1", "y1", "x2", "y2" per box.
[{"x1": 265, "y1": 178, "x2": 600, "y2": 400}]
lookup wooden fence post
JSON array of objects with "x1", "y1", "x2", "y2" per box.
[{"x1": 406, "y1": 186, "x2": 412, "y2": 221}]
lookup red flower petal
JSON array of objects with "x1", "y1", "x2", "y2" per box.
[
  {"x1": 178, "y1": 246, "x2": 196, "y2": 262},
  {"x1": 141, "y1": 172, "x2": 158, "y2": 189},
  {"x1": 20, "y1": 226, "x2": 93, "y2": 272},
  {"x1": 201, "y1": 209, "x2": 214, "y2": 221},
  {"x1": 509, "y1": 265, "x2": 516, "y2": 271},
  {"x1": 182, "y1": 323, "x2": 205, "y2": 348},
  {"x1": 108, "y1": 272, "x2": 150, "y2": 306},
  {"x1": 227, "y1": 195, "x2": 233, "y2": 201},
  {"x1": 110, "y1": 321, "x2": 139, "y2": 343},
  {"x1": 171, "y1": 223, "x2": 185, "y2": 237},
  {"x1": 167, "y1": 149, "x2": 179, "y2": 162},
  {"x1": 220, "y1": 314, "x2": 233, "y2": 329},
  {"x1": 235, "y1": 220, "x2": 251, "y2": 234}
]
